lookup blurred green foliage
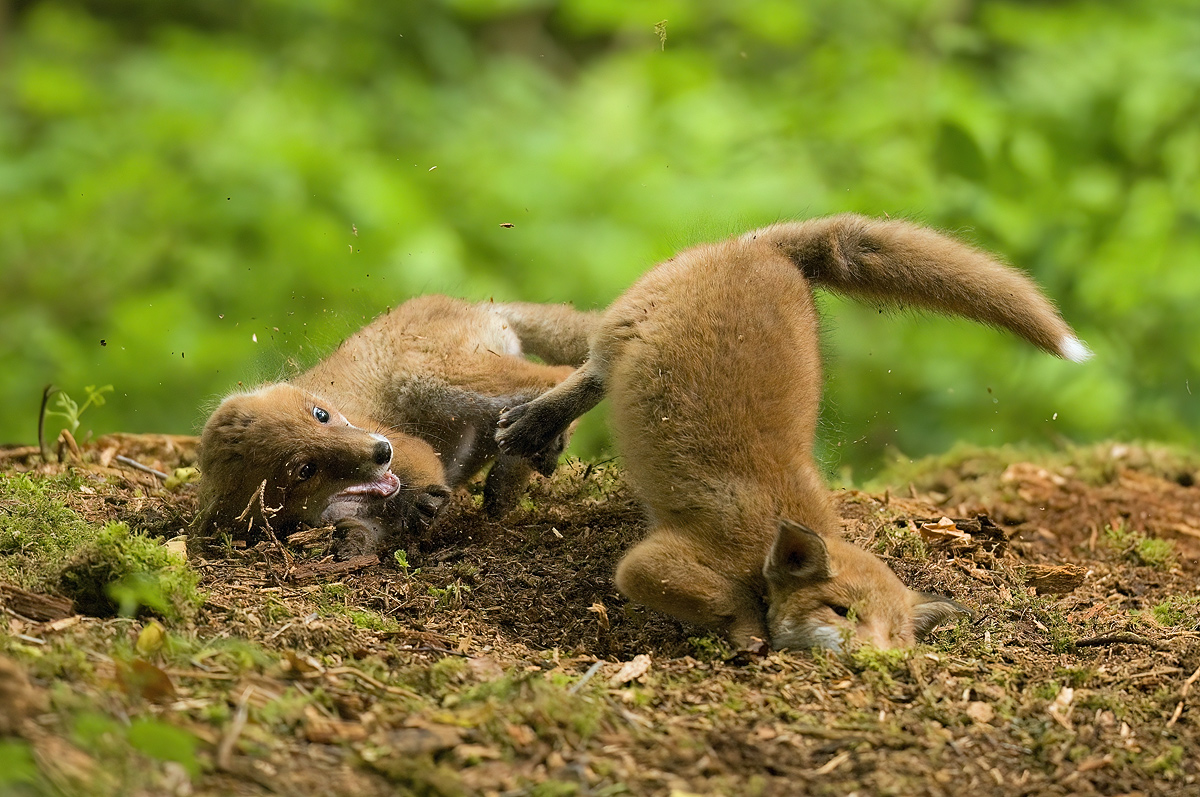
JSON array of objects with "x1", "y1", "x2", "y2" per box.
[{"x1": 2, "y1": 0, "x2": 1197, "y2": 478}]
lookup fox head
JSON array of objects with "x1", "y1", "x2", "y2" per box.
[
  {"x1": 196, "y1": 384, "x2": 399, "y2": 533},
  {"x1": 763, "y1": 520, "x2": 967, "y2": 651}
]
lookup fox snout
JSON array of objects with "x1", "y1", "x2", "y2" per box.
[{"x1": 371, "y1": 434, "x2": 393, "y2": 466}]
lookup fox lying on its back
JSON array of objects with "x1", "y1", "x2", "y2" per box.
[
  {"x1": 498, "y1": 214, "x2": 1089, "y2": 650},
  {"x1": 196, "y1": 296, "x2": 597, "y2": 556}
]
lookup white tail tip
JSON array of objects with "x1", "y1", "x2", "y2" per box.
[{"x1": 1060, "y1": 335, "x2": 1093, "y2": 363}]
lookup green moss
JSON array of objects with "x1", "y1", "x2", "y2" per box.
[
  {"x1": 686, "y1": 634, "x2": 732, "y2": 661},
  {"x1": 1103, "y1": 522, "x2": 1177, "y2": 569},
  {"x1": 1053, "y1": 667, "x2": 1097, "y2": 689},
  {"x1": 849, "y1": 645, "x2": 909, "y2": 676},
  {"x1": 55, "y1": 522, "x2": 202, "y2": 621},
  {"x1": 350, "y1": 609, "x2": 398, "y2": 632},
  {"x1": 1144, "y1": 745, "x2": 1185, "y2": 777},
  {"x1": 1031, "y1": 680, "x2": 1063, "y2": 701},
  {"x1": 1149, "y1": 596, "x2": 1200, "y2": 628},
  {"x1": 0, "y1": 472, "x2": 96, "y2": 589}
]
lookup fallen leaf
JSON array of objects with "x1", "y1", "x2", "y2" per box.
[
  {"x1": 607, "y1": 654, "x2": 652, "y2": 687},
  {"x1": 303, "y1": 706, "x2": 368, "y2": 744},
  {"x1": 467, "y1": 656, "x2": 504, "y2": 680},
  {"x1": 116, "y1": 659, "x2": 177, "y2": 703},
  {"x1": 136, "y1": 621, "x2": 166, "y2": 656},
  {"x1": 919, "y1": 517, "x2": 972, "y2": 547},
  {"x1": 163, "y1": 536, "x2": 188, "y2": 559},
  {"x1": 1049, "y1": 685, "x2": 1075, "y2": 730},
  {"x1": 453, "y1": 744, "x2": 503, "y2": 764},
  {"x1": 966, "y1": 701, "x2": 994, "y2": 724},
  {"x1": 281, "y1": 651, "x2": 323, "y2": 678}
]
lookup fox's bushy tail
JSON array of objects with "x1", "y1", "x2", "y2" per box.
[{"x1": 745, "y1": 214, "x2": 1091, "y2": 361}]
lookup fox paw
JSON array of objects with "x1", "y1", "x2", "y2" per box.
[
  {"x1": 496, "y1": 402, "x2": 562, "y2": 459},
  {"x1": 331, "y1": 517, "x2": 389, "y2": 560},
  {"x1": 412, "y1": 484, "x2": 451, "y2": 529}
]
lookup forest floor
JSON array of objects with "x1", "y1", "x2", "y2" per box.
[{"x1": 1, "y1": 435, "x2": 1199, "y2": 796}]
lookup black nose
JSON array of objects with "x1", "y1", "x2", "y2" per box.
[{"x1": 373, "y1": 439, "x2": 392, "y2": 465}]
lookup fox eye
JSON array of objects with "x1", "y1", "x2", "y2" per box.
[
  {"x1": 830, "y1": 604, "x2": 852, "y2": 618},
  {"x1": 312, "y1": 407, "x2": 331, "y2": 424},
  {"x1": 297, "y1": 462, "x2": 317, "y2": 481}
]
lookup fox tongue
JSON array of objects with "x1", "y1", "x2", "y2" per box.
[{"x1": 342, "y1": 470, "x2": 401, "y2": 498}]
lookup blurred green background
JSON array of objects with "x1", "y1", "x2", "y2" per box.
[{"x1": 2, "y1": 0, "x2": 1197, "y2": 479}]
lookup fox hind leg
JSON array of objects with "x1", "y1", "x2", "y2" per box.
[{"x1": 616, "y1": 531, "x2": 768, "y2": 648}]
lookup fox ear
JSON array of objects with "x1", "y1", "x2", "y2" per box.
[
  {"x1": 911, "y1": 593, "x2": 971, "y2": 638},
  {"x1": 764, "y1": 519, "x2": 832, "y2": 587}
]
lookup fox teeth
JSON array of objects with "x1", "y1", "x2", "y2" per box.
[{"x1": 342, "y1": 470, "x2": 400, "y2": 498}]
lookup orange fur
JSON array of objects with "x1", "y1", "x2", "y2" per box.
[
  {"x1": 498, "y1": 214, "x2": 1087, "y2": 649},
  {"x1": 196, "y1": 296, "x2": 597, "y2": 555}
]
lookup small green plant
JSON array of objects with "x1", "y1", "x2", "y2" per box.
[
  {"x1": 45, "y1": 384, "x2": 113, "y2": 437},
  {"x1": 1144, "y1": 745, "x2": 1185, "y2": 777},
  {"x1": 393, "y1": 549, "x2": 420, "y2": 576},
  {"x1": 428, "y1": 582, "x2": 472, "y2": 609},
  {"x1": 0, "y1": 740, "x2": 39, "y2": 791}
]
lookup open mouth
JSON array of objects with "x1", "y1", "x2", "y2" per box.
[{"x1": 340, "y1": 470, "x2": 401, "y2": 499}]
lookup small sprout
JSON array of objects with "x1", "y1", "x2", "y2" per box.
[{"x1": 43, "y1": 384, "x2": 113, "y2": 442}]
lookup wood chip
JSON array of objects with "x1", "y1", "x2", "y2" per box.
[
  {"x1": 289, "y1": 554, "x2": 379, "y2": 584},
  {"x1": 1024, "y1": 563, "x2": 1087, "y2": 595},
  {"x1": 0, "y1": 583, "x2": 74, "y2": 622}
]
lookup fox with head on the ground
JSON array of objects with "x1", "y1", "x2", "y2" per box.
[{"x1": 497, "y1": 213, "x2": 1089, "y2": 651}]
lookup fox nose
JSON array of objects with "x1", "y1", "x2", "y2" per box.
[{"x1": 372, "y1": 438, "x2": 392, "y2": 465}]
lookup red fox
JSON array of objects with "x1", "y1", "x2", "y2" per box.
[
  {"x1": 196, "y1": 296, "x2": 597, "y2": 556},
  {"x1": 497, "y1": 214, "x2": 1090, "y2": 650}
]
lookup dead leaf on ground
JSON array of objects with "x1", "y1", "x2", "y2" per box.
[
  {"x1": 608, "y1": 653, "x2": 652, "y2": 687},
  {"x1": 115, "y1": 659, "x2": 177, "y2": 703}
]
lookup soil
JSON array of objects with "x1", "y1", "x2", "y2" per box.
[{"x1": 2, "y1": 435, "x2": 1199, "y2": 796}]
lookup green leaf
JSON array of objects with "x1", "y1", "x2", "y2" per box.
[
  {"x1": 127, "y1": 719, "x2": 200, "y2": 779},
  {"x1": 0, "y1": 740, "x2": 39, "y2": 786}
]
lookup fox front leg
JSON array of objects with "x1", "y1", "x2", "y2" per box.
[{"x1": 496, "y1": 362, "x2": 606, "y2": 459}]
